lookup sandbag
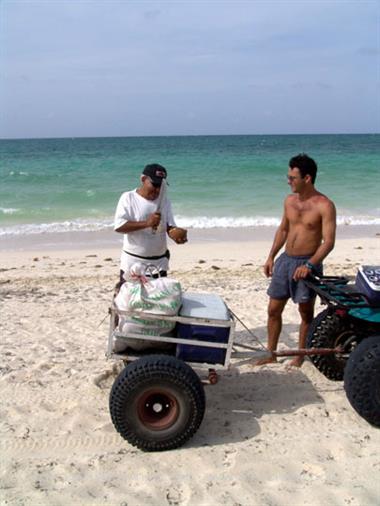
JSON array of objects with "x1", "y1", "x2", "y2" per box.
[{"x1": 113, "y1": 275, "x2": 182, "y2": 351}]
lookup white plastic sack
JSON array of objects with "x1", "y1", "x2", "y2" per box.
[{"x1": 113, "y1": 275, "x2": 182, "y2": 352}]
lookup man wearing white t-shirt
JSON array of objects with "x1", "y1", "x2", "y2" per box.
[{"x1": 114, "y1": 164, "x2": 187, "y2": 283}]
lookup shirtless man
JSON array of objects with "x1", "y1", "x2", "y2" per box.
[{"x1": 257, "y1": 153, "x2": 336, "y2": 367}]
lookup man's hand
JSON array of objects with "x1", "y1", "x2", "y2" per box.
[
  {"x1": 146, "y1": 212, "x2": 161, "y2": 229},
  {"x1": 168, "y1": 227, "x2": 188, "y2": 244},
  {"x1": 293, "y1": 264, "x2": 312, "y2": 281},
  {"x1": 146, "y1": 213, "x2": 161, "y2": 230},
  {"x1": 263, "y1": 258, "x2": 274, "y2": 277}
]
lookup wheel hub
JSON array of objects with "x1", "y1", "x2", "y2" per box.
[
  {"x1": 335, "y1": 330, "x2": 358, "y2": 358},
  {"x1": 137, "y1": 389, "x2": 179, "y2": 430}
]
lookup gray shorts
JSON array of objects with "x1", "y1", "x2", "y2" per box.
[{"x1": 267, "y1": 252, "x2": 323, "y2": 304}]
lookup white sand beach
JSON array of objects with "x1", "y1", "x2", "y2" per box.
[{"x1": 1, "y1": 226, "x2": 380, "y2": 505}]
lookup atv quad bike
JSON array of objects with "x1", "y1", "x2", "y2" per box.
[{"x1": 304, "y1": 266, "x2": 380, "y2": 427}]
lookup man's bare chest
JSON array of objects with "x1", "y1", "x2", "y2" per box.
[{"x1": 287, "y1": 203, "x2": 322, "y2": 229}]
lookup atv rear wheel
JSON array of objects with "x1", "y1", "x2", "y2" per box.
[
  {"x1": 344, "y1": 336, "x2": 380, "y2": 427},
  {"x1": 307, "y1": 308, "x2": 360, "y2": 381},
  {"x1": 109, "y1": 355, "x2": 206, "y2": 451}
]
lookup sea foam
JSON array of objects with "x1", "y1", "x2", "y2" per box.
[
  {"x1": 0, "y1": 214, "x2": 380, "y2": 236},
  {"x1": 0, "y1": 207, "x2": 20, "y2": 215}
]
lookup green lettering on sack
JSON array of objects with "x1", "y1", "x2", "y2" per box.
[{"x1": 131, "y1": 317, "x2": 172, "y2": 329}]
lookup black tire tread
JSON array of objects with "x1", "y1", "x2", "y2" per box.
[
  {"x1": 307, "y1": 308, "x2": 349, "y2": 381},
  {"x1": 344, "y1": 336, "x2": 380, "y2": 427},
  {"x1": 110, "y1": 355, "x2": 205, "y2": 451}
]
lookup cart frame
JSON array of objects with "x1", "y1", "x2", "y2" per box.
[{"x1": 107, "y1": 298, "x2": 241, "y2": 369}]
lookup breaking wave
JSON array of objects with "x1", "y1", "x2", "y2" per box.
[{"x1": 1, "y1": 214, "x2": 380, "y2": 237}]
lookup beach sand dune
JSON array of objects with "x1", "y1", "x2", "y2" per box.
[{"x1": 1, "y1": 231, "x2": 379, "y2": 505}]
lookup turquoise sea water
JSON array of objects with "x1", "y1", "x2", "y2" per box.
[{"x1": 0, "y1": 134, "x2": 379, "y2": 236}]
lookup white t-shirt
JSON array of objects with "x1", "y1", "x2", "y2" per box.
[{"x1": 114, "y1": 189, "x2": 176, "y2": 274}]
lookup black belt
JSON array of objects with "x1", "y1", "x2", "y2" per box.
[{"x1": 123, "y1": 249, "x2": 170, "y2": 260}]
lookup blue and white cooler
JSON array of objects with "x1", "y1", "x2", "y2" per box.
[
  {"x1": 355, "y1": 265, "x2": 380, "y2": 306},
  {"x1": 176, "y1": 292, "x2": 231, "y2": 365}
]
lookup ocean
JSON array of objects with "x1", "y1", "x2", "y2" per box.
[{"x1": 1, "y1": 134, "x2": 379, "y2": 238}]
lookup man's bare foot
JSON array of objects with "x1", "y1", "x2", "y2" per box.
[
  {"x1": 253, "y1": 356, "x2": 277, "y2": 366},
  {"x1": 286, "y1": 357, "x2": 304, "y2": 369}
]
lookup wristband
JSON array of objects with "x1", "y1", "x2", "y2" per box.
[{"x1": 305, "y1": 261, "x2": 316, "y2": 272}]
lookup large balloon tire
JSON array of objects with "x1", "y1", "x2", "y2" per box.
[
  {"x1": 109, "y1": 355, "x2": 206, "y2": 451},
  {"x1": 306, "y1": 308, "x2": 358, "y2": 381},
  {"x1": 344, "y1": 336, "x2": 380, "y2": 427}
]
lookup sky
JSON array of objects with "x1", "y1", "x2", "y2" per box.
[{"x1": 0, "y1": 0, "x2": 379, "y2": 138}]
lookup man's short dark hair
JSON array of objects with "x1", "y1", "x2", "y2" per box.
[{"x1": 289, "y1": 153, "x2": 318, "y2": 184}]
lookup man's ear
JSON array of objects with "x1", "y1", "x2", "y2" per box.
[{"x1": 305, "y1": 174, "x2": 312, "y2": 183}]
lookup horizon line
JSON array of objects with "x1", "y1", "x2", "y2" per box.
[{"x1": 1, "y1": 132, "x2": 379, "y2": 141}]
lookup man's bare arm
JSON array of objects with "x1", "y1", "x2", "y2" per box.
[
  {"x1": 268, "y1": 217, "x2": 289, "y2": 258},
  {"x1": 264, "y1": 203, "x2": 289, "y2": 277},
  {"x1": 308, "y1": 200, "x2": 336, "y2": 266},
  {"x1": 115, "y1": 213, "x2": 161, "y2": 233}
]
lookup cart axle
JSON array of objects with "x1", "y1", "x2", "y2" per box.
[{"x1": 273, "y1": 346, "x2": 344, "y2": 357}]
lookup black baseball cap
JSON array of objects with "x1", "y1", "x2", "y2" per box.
[{"x1": 142, "y1": 164, "x2": 168, "y2": 186}]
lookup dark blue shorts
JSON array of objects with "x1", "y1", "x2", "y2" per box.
[{"x1": 267, "y1": 252, "x2": 323, "y2": 303}]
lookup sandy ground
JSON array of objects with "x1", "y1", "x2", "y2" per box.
[{"x1": 1, "y1": 227, "x2": 380, "y2": 505}]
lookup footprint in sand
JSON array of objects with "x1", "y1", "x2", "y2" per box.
[
  {"x1": 166, "y1": 485, "x2": 191, "y2": 505},
  {"x1": 223, "y1": 448, "x2": 237, "y2": 468},
  {"x1": 166, "y1": 488, "x2": 183, "y2": 505},
  {"x1": 93, "y1": 363, "x2": 122, "y2": 389},
  {"x1": 300, "y1": 463, "x2": 326, "y2": 480}
]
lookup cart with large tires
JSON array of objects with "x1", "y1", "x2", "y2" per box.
[
  {"x1": 106, "y1": 291, "x2": 269, "y2": 451},
  {"x1": 304, "y1": 271, "x2": 380, "y2": 427}
]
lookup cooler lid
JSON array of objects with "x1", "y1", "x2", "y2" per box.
[{"x1": 179, "y1": 292, "x2": 230, "y2": 320}]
